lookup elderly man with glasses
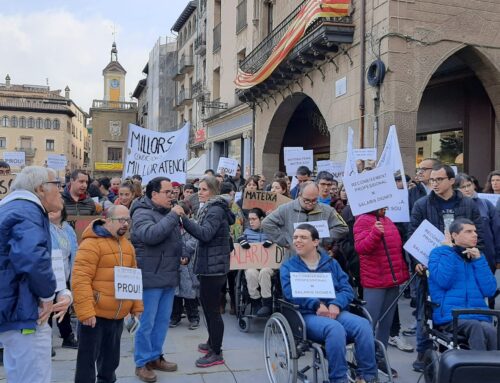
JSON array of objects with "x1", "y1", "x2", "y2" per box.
[{"x1": 262, "y1": 181, "x2": 348, "y2": 251}]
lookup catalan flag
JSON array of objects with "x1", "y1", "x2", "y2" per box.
[{"x1": 234, "y1": 0, "x2": 350, "y2": 89}]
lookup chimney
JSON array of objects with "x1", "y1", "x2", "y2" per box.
[
  {"x1": 5, "y1": 74, "x2": 11, "y2": 87},
  {"x1": 65, "y1": 85, "x2": 70, "y2": 99}
]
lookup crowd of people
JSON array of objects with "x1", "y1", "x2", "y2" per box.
[{"x1": 0, "y1": 159, "x2": 499, "y2": 383}]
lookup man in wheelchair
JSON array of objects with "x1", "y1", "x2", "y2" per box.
[
  {"x1": 428, "y1": 218, "x2": 498, "y2": 350},
  {"x1": 280, "y1": 224, "x2": 378, "y2": 383}
]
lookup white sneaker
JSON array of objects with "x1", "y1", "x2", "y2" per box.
[{"x1": 388, "y1": 335, "x2": 414, "y2": 352}]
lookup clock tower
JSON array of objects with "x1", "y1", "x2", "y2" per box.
[{"x1": 102, "y1": 42, "x2": 126, "y2": 102}]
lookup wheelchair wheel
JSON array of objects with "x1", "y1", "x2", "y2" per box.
[
  {"x1": 423, "y1": 349, "x2": 439, "y2": 383},
  {"x1": 239, "y1": 316, "x2": 251, "y2": 333},
  {"x1": 264, "y1": 313, "x2": 298, "y2": 383},
  {"x1": 234, "y1": 270, "x2": 247, "y2": 319}
]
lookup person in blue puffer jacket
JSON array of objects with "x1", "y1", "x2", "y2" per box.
[
  {"x1": 428, "y1": 218, "x2": 497, "y2": 351},
  {"x1": 281, "y1": 224, "x2": 378, "y2": 383}
]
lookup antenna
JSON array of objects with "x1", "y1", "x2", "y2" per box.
[{"x1": 111, "y1": 24, "x2": 117, "y2": 43}]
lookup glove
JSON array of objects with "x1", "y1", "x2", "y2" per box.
[
  {"x1": 262, "y1": 240, "x2": 273, "y2": 248},
  {"x1": 237, "y1": 236, "x2": 251, "y2": 250}
]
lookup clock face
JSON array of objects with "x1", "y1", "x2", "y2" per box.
[{"x1": 110, "y1": 79, "x2": 120, "y2": 88}]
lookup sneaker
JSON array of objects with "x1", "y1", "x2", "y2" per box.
[
  {"x1": 62, "y1": 333, "x2": 79, "y2": 349},
  {"x1": 169, "y1": 318, "x2": 181, "y2": 328},
  {"x1": 51, "y1": 347, "x2": 56, "y2": 358},
  {"x1": 146, "y1": 355, "x2": 178, "y2": 372},
  {"x1": 195, "y1": 351, "x2": 224, "y2": 368},
  {"x1": 135, "y1": 366, "x2": 157, "y2": 382},
  {"x1": 412, "y1": 352, "x2": 425, "y2": 373},
  {"x1": 402, "y1": 325, "x2": 416, "y2": 336},
  {"x1": 198, "y1": 342, "x2": 211, "y2": 354},
  {"x1": 388, "y1": 335, "x2": 414, "y2": 352},
  {"x1": 189, "y1": 320, "x2": 200, "y2": 330},
  {"x1": 377, "y1": 360, "x2": 398, "y2": 378}
]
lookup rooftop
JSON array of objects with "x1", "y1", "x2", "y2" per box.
[{"x1": 171, "y1": 1, "x2": 197, "y2": 32}]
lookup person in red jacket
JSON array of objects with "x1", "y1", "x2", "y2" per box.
[{"x1": 354, "y1": 207, "x2": 409, "y2": 378}]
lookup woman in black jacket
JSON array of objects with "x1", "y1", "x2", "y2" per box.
[{"x1": 181, "y1": 176, "x2": 235, "y2": 368}]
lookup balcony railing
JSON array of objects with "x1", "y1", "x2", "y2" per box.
[
  {"x1": 179, "y1": 55, "x2": 194, "y2": 73},
  {"x1": 236, "y1": 0, "x2": 247, "y2": 33},
  {"x1": 192, "y1": 80, "x2": 204, "y2": 97},
  {"x1": 177, "y1": 89, "x2": 192, "y2": 106},
  {"x1": 15, "y1": 147, "x2": 36, "y2": 157},
  {"x1": 91, "y1": 100, "x2": 137, "y2": 110},
  {"x1": 213, "y1": 23, "x2": 221, "y2": 52},
  {"x1": 194, "y1": 34, "x2": 206, "y2": 55}
]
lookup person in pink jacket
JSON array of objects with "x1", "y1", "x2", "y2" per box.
[{"x1": 354, "y1": 207, "x2": 409, "y2": 378}]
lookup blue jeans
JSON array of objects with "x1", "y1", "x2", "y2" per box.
[
  {"x1": 415, "y1": 277, "x2": 433, "y2": 353},
  {"x1": 304, "y1": 311, "x2": 377, "y2": 383},
  {"x1": 134, "y1": 287, "x2": 175, "y2": 367}
]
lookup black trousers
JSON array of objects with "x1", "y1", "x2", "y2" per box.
[
  {"x1": 49, "y1": 310, "x2": 73, "y2": 339},
  {"x1": 171, "y1": 296, "x2": 200, "y2": 322},
  {"x1": 75, "y1": 317, "x2": 123, "y2": 383},
  {"x1": 200, "y1": 274, "x2": 227, "y2": 354},
  {"x1": 390, "y1": 305, "x2": 401, "y2": 337}
]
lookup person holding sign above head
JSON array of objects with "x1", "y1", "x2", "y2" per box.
[{"x1": 280, "y1": 224, "x2": 378, "y2": 383}]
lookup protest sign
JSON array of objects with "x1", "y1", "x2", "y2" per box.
[
  {"x1": 290, "y1": 272, "x2": 336, "y2": 298},
  {"x1": 353, "y1": 148, "x2": 377, "y2": 161},
  {"x1": 285, "y1": 149, "x2": 313, "y2": 175},
  {"x1": 403, "y1": 220, "x2": 445, "y2": 267},
  {"x1": 123, "y1": 123, "x2": 189, "y2": 185},
  {"x1": 0, "y1": 175, "x2": 15, "y2": 199},
  {"x1": 344, "y1": 128, "x2": 358, "y2": 177},
  {"x1": 67, "y1": 215, "x2": 99, "y2": 243},
  {"x1": 217, "y1": 157, "x2": 238, "y2": 177},
  {"x1": 294, "y1": 220, "x2": 330, "y2": 238},
  {"x1": 377, "y1": 125, "x2": 410, "y2": 222},
  {"x1": 343, "y1": 166, "x2": 399, "y2": 216},
  {"x1": 242, "y1": 190, "x2": 291, "y2": 212},
  {"x1": 316, "y1": 161, "x2": 344, "y2": 181},
  {"x1": 51, "y1": 250, "x2": 66, "y2": 292},
  {"x1": 3, "y1": 151, "x2": 25, "y2": 168},
  {"x1": 47, "y1": 154, "x2": 67, "y2": 171},
  {"x1": 230, "y1": 243, "x2": 285, "y2": 270},
  {"x1": 114, "y1": 267, "x2": 143, "y2": 300},
  {"x1": 478, "y1": 193, "x2": 500, "y2": 207}
]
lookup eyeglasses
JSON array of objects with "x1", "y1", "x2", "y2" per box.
[
  {"x1": 459, "y1": 183, "x2": 474, "y2": 190},
  {"x1": 429, "y1": 177, "x2": 449, "y2": 184},
  {"x1": 300, "y1": 196, "x2": 317, "y2": 205},
  {"x1": 416, "y1": 167, "x2": 433, "y2": 173},
  {"x1": 44, "y1": 181, "x2": 62, "y2": 188},
  {"x1": 110, "y1": 217, "x2": 132, "y2": 224}
]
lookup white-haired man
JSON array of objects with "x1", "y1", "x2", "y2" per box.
[{"x1": 0, "y1": 166, "x2": 72, "y2": 383}]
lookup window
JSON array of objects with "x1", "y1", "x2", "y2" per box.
[
  {"x1": 36, "y1": 118, "x2": 42, "y2": 129},
  {"x1": 19, "y1": 117, "x2": 26, "y2": 128},
  {"x1": 67, "y1": 121, "x2": 71, "y2": 133},
  {"x1": 71, "y1": 144, "x2": 75, "y2": 157},
  {"x1": 44, "y1": 119, "x2": 51, "y2": 129},
  {"x1": 236, "y1": 0, "x2": 247, "y2": 33},
  {"x1": 10, "y1": 116, "x2": 17, "y2": 128},
  {"x1": 0, "y1": 137, "x2": 6, "y2": 148},
  {"x1": 27, "y1": 117, "x2": 34, "y2": 128},
  {"x1": 79, "y1": 130, "x2": 82, "y2": 140},
  {"x1": 46, "y1": 139, "x2": 55, "y2": 151},
  {"x1": 107, "y1": 147, "x2": 122, "y2": 162},
  {"x1": 20, "y1": 137, "x2": 32, "y2": 149},
  {"x1": 79, "y1": 148, "x2": 82, "y2": 159},
  {"x1": 53, "y1": 119, "x2": 60, "y2": 130},
  {"x1": 1, "y1": 116, "x2": 8, "y2": 127},
  {"x1": 72, "y1": 124, "x2": 75, "y2": 137}
]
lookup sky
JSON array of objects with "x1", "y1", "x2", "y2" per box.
[{"x1": 0, "y1": 0, "x2": 189, "y2": 111}]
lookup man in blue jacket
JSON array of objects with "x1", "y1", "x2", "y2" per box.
[
  {"x1": 281, "y1": 224, "x2": 377, "y2": 383},
  {"x1": 0, "y1": 166, "x2": 71, "y2": 383},
  {"x1": 428, "y1": 218, "x2": 497, "y2": 351}
]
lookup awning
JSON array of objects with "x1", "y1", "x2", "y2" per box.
[{"x1": 187, "y1": 153, "x2": 208, "y2": 179}]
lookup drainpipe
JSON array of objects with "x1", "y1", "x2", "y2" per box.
[
  {"x1": 251, "y1": 103, "x2": 256, "y2": 174},
  {"x1": 359, "y1": 0, "x2": 366, "y2": 148}
]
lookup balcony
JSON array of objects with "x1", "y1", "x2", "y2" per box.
[
  {"x1": 213, "y1": 23, "x2": 221, "y2": 52},
  {"x1": 91, "y1": 100, "x2": 137, "y2": 110},
  {"x1": 194, "y1": 34, "x2": 206, "y2": 56},
  {"x1": 236, "y1": 0, "x2": 354, "y2": 103},
  {"x1": 15, "y1": 147, "x2": 36, "y2": 157},
  {"x1": 179, "y1": 55, "x2": 194, "y2": 73},
  {"x1": 174, "y1": 89, "x2": 192, "y2": 110}
]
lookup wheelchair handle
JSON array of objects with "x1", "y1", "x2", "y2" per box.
[{"x1": 451, "y1": 309, "x2": 500, "y2": 350}]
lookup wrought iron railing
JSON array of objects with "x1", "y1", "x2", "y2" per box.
[
  {"x1": 179, "y1": 55, "x2": 194, "y2": 72},
  {"x1": 236, "y1": 0, "x2": 247, "y2": 33},
  {"x1": 177, "y1": 89, "x2": 192, "y2": 104},
  {"x1": 194, "y1": 34, "x2": 206, "y2": 51},
  {"x1": 213, "y1": 22, "x2": 221, "y2": 52},
  {"x1": 192, "y1": 80, "x2": 203, "y2": 96},
  {"x1": 15, "y1": 147, "x2": 36, "y2": 157}
]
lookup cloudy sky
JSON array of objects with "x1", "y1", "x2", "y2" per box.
[{"x1": 0, "y1": 0, "x2": 189, "y2": 111}]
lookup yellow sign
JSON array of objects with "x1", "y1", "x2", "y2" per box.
[{"x1": 95, "y1": 162, "x2": 123, "y2": 171}]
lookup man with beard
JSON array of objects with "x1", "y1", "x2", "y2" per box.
[
  {"x1": 61, "y1": 169, "x2": 97, "y2": 216},
  {"x1": 72, "y1": 205, "x2": 143, "y2": 383}
]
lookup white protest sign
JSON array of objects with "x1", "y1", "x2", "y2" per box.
[
  {"x1": 450, "y1": 166, "x2": 458, "y2": 176},
  {"x1": 3, "y1": 151, "x2": 25, "y2": 168},
  {"x1": 47, "y1": 154, "x2": 67, "y2": 170},
  {"x1": 123, "y1": 123, "x2": 189, "y2": 185},
  {"x1": 290, "y1": 272, "x2": 336, "y2": 298},
  {"x1": 217, "y1": 157, "x2": 238, "y2": 177},
  {"x1": 353, "y1": 148, "x2": 377, "y2": 161},
  {"x1": 478, "y1": 193, "x2": 500, "y2": 207},
  {"x1": 283, "y1": 147, "x2": 303, "y2": 160},
  {"x1": 51, "y1": 250, "x2": 66, "y2": 292},
  {"x1": 317, "y1": 161, "x2": 344, "y2": 181},
  {"x1": 344, "y1": 127, "x2": 358, "y2": 177},
  {"x1": 343, "y1": 166, "x2": 400, "y2": 216},
  {"x1": 235, "y1": 191, "x2": 242, "y2": 203},
  {"x1": 114, "y1": 267, "x2": 143, "y2": 300},
  {"x1": 294, "y1": 220, "x2": 330, "y2": 239},
  {"x1": 285, "y1": 150, "x2": 313, "y2": 175},
  {"x1": 403, "y1": 220, "x2": 445, "y2": 267},
  {"x1": 377, "y1": 125, "x2": 410, "y2": 222}
]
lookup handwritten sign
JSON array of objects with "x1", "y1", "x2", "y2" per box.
[
  {"x1": 242, "y1": 190, "x2": 291, "y2": 212},
  {"x1": 51, "y1": 249, "x2": 66, "y2": 292},
  {"x1": 285, "y1": 149, "x2": 313, "y2": 175},
  {"x1": 67, "y1": 215, "x2": 99, "y2": 243},
  {"x1": 290, "y1": 272, "x2": 336, "y2": 298},
  {"x1": 477, "y1": 193, "x2": 500, "y2": 207},
  {"x1": 385, "y1": 189, "x2": 410, "y2": 223},
  {"x1": 403, "y1": 220, "x2": 445, "y2": 267},
  {"x1": 114, "y1": 266, "x2": 143, "y2": 300},
  {"x1": 0, "y1": 175, "x2": 15, "y2": 199},
  {"x1": 217, "y1": 157, "x2": 238, "y2": 177},
  {"x1": 294, "y1": 220, "x2": 330, "y2": 239},
  {"x1": 230, "y1": 243, "x2": 285, "y2": 270},
  {"x1": 47, "y1": 154, "x2": 67, "y2": 170},
  {"x1": 316, "y1": 161, "x2": 344, "y2": 181},
  {"x1": 3, "y1": 151, "x2": 25, "y2": 168},
  {"x1": 343, "y1": 166, "x2": 399, "y2": 216},
  {"x1": 124, "y1": 123, "x2": 189, "y2": 185},
  {"x1": 353, "y1": 148, "x2": 377, "y2": 161}
]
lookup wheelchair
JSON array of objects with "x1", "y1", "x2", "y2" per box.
[
  {"x1": 234, "y1": 268, "x2": 281, "y2": 332},
  {"x1": 263, "y1": 299, "x2": 394, "y2": 383}
]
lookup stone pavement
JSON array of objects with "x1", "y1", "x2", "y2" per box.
[{"x1": 0, "y1": 295, "x2": 427, "y2": 383}]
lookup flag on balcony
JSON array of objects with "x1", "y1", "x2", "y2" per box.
[{"x1": 234, "y1": 0, "x2": 350, "y2": 89}]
